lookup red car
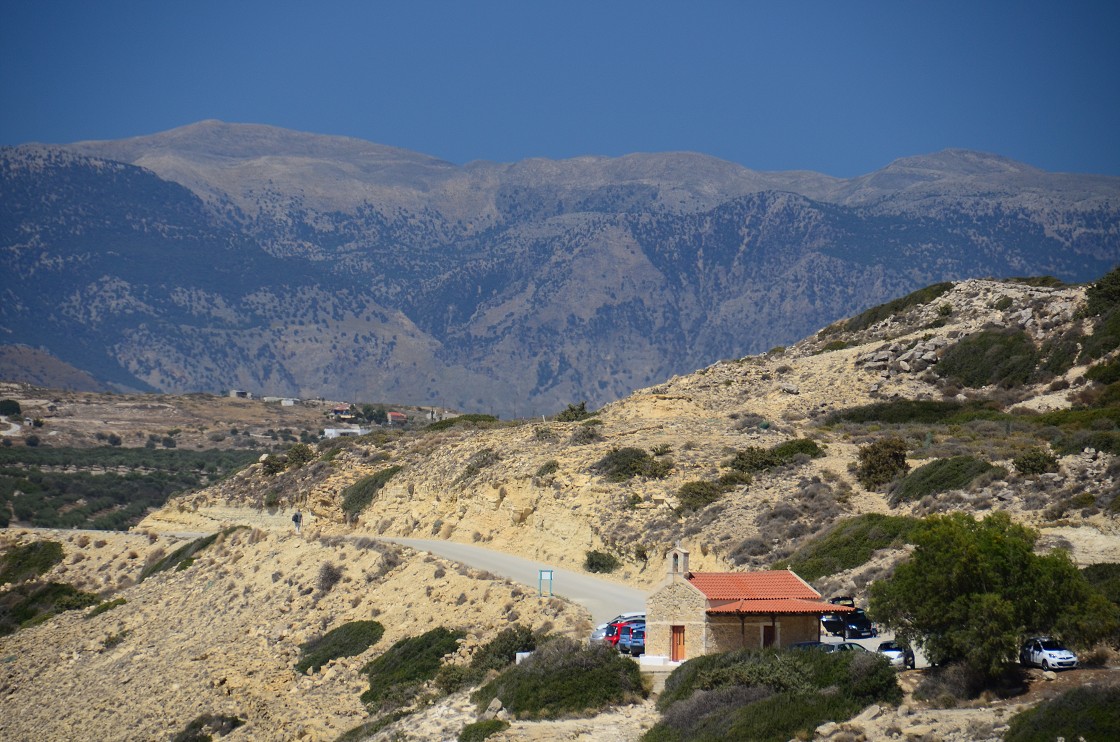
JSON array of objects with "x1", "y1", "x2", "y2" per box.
[{"x1": 603, "y1": 618, "x2": 644, "y2": 647}]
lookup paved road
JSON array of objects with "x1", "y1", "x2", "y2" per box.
[{"x1": 378, "y1": 537, "x2": 648, "y2": 626}]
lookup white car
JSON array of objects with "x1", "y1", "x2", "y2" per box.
[{"x1": 1019, "y1": 637, "x2": 1078, "y2": 671}]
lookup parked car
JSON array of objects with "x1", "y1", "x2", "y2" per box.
[
  {"x1": 839, "y1": 609, "x2": 877, "y2": 639},
  {"x1": 877, "y1": 640, "x2": 915, "y2": 669},
  {"x1": 833, "y1": 642, "x2": 870, "y2": 652},
  {"x1": 628, "y1": 626, "x2": 646, "y2": 657},
  {"x1": 604, "y1": 617, "x2": 645, "y2": 647},
  {"x1": 820, "y1": 612, "x2": 846, "y2": 636},
  {"x1": 830, "y1": 595, "x2": 855, "y2": 608},
  {"x1": 617, "y1": 622, "x2": 645, "y2": 654},
  {"x1": 1020, "y1": 637, "x2": 1078, "y2": 671},
  {"x1": 589, "y1": 612, "x2": 644, "y2": 644},
  {"x1": 790, "y1": 641, "x2": 835, "y2": 652}
]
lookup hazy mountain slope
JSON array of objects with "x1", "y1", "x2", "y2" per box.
[{"x1": 3, "y1": 122, "x2": 1119, "y2": 415}]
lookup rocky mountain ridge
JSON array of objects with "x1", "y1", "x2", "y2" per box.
[{"x1": 3, "y1": 121, "x2": 1119, "y2": 418}]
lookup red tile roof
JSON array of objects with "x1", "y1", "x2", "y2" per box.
[
  {"x1": 707, "y1": 598, "x2": 854, "y2": 615},
  {"x1": 687, "y1": 570, "x2": 821, "y2": 601}
]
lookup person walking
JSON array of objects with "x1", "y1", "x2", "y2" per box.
[{"x1": 292, "y1": 509, "x2": 302, "y2": 534}]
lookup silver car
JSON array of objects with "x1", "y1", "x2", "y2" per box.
[{"x1": 1020, "y1": 637, "x2": 1078, "y2": 671}]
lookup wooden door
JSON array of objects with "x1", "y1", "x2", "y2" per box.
[
  {"x1": 762, "y1": 624, "x2": 776, "y2": 648},
  {"x1": 671, "y1": 625, "x2": 686, "y2": 661}
]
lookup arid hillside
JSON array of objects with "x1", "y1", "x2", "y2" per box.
[{"x1": 2, "y1": 275, "x2": 1120, "y2": 741}]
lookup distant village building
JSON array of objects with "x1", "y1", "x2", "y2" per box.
[
  {"x1": 323, "y1": 427, "x2": 371, "y2": 439},
  {"x1": 331, "y1": 404, "x2": 355, "y2": 421},
  {"x1": 229, "y1": 390, "x2": 251, "y2": 399},
  {"x1": 387, "y1": 411, "x2": 408, "y2": 425},
  {"x1": 645, "y1": 546, "x2": 850, "y2": 662}
]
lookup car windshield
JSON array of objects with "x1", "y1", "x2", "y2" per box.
[{"x1": 1039, "y1": 640, "x2": 1066, "y2": 650}]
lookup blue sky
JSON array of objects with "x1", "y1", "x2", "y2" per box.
[{"x1": 2, "y1": 1, "x2": 1118, "y2": 177}]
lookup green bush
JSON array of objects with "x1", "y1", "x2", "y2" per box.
[
  {"x1": 139, "y1": 527, "x2": 246, "y2": 581},
  {"x1": 856, "y1": 437, "x2": 909, "y2": 489},
  {"x1": 425, "y1": 414, "x2": 500, "y2": 432},
  {"x1": 535, "y1": 460, "x2": 559, "y2": 477},
  {"x1": 1081, "y1": 563, "x2": 1120, "y2": 610},
  {"x1": 1080, "y1": 306, "x2": 1120, "y2": 361},
  {"x1": 585, "y1": 550, "x2": 621, "y2": 573},
  {"x1": 647, "y1": 648, "x2": 900, "y2": 742},
  {"x1": 0, "y1": 540, "x2": 64, "y2": 584},
  {"x1": 1004, "y1": 685, "x2": 1120, "y2": 742},
  {"x1": 456, "y1": 448, "x2": 500, "y2": 483},
  {"x1": 824, "y1": 399, "x2": 1000, "y2": 426},
  {"x1": 296, "y1": 620, "x2": 385, "y2": 674},
  {"x1": 724, "y1": 438, "x2": 823, "y2": 475},
  {"x1": 0, "y1": 581, "x2": 100, "y2": 636},
  {"x1": 890, "y1": 455, "x2": 1005, "y2": 503},
  {"x1": 936, "y1": 328, "x2": 1040, "y2": 388},
  {"x1": 774, "y1": 514, "x2": 920, "y2": 582},
  {"x1": 0, "y1": 399, "x2": 20, "y2": 416},
  {"x1": 592, "y1": 447, "x2": 672, "y2": 481},
  {"x1": 1012, "y1": 447, "x2": 1060, "y2": 476},
  {"x1": 676, "y1": 481, "x2": 728, "y2": 513},
  {"x1": 458, "y1": 719, "x2": 509, "y2": 742},
  {"x1": 471, "y1": 624, "x2": 537, "y2": 673},
  {"x1": 1086, "y1": 358, "x2": 1120, "y2": 385},
  {"x1": 555, "y1": 402, "x2": 593, "y2": 422},
  {"x1": 472, "y1": 637, "x2": 644, "y2": 720},
  {"x1": 1084, "y1": 265, "x2": 1120, "y2": 317},
  {"x1": 86, "y1": 597, "x2": 126, "y2": 619},
  {"x1": 360, "y1": 627, "x2": 465, "y2": 709},
  {"x1": 341, "y1": 466, "x2": 402, "y2": 517}
]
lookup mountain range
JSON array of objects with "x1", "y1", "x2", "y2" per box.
[{"x1": 2, "y1": 120, "x2": 1119, "y2": 416}]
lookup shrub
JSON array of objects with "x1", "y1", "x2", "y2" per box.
[
  {"x1": 0, "y1": 399, "x2": 21, "y2": 416},
  {"x1": 1004, "y1": 684, "x2": 1120, "y2": 742},
  {"x1": 774, "y1": 514, "x2": 919, "y2": 582},
  {"x1": 139, "y1": 527, "x2": 246, "y2": 581},
  {"x1": 856, "y1": 438, "x2": 909, "y2": 489},
  {"x1": 1013, "y1": 447, "x2": 1060, "y2": 476},
  {"x1": 648, "y1": 648, "x2": 900, "y2": 742},
  {"x1": 296, "y1": 620, "x2": 384, "y2": 674},
  {"x1": 677, "y1": 481, "x2": 728, "y2": 513},
  {"x1": 0, "y1": 540, "x2": 64, "y2": 584},
  {"x1": 471, "y1": 624, "x2": 537, "y2": 673},
  {"x1": 936, "y1": 328, "x2": 1039, "y2": 388},
  {"x1": 472, "y1": 637, "x2": 644, "y2": 720},
  {"x1": 824, "y1": 399, "x2": 1000, "y2": 426},
  {"x1": 585, "y1": 550, "x2": 621, "y2": 573},
  {"x1": 890, "y1": 455, "x2": 1005, "y2": 503},
  {"x1": 341, "y1": 466, "x2": 402, "y2": 518},
  {"x1": 285, "y1": 443, "x2": 315, "y2": 468},
  {"x1": 1084, "y1": 265, "x2": 1120, "y2": 317},
  {"x1": 592, "y1": 447, "x2": 671, "y2": 481},
  {"x1": 170, "y1": 713, "x2": 245, "y2": 742},
  {"x1": 360, "y1": 627, "x2": 465, "y2": 709},
  {"x1": 724, "y1": 439, "x2": 822, "y2": 476},
  {"x1": 318, "y1": 562, "x2": 343, "y2": 593},
  {"x1": 534, "y1": 460, "x2": 559, "y2": 477},
  {"x1": 456, "y1": 448, "x2": 500, "y2": 483},
  {"x1": 568, "y1": 424, "x2": 603, "y2": 445},
  {"x1": 555, "y1": 402, "x2": 592, "y2": 422},
  {"x1": 0, "y1": 581, "x2": 100, "y2": 635},
  {"x1": 458, "y1": 720, "x2": 510, "y2": 742},
  {"x1": 425, "y1": 414, "x2": 500, "y2": 432}
]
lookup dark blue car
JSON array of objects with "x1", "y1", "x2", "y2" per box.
[{"x1": 618, "y1": 622, "x2": 645, "y2": 655}]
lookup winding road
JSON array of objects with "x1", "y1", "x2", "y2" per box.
[{"x1": 378, "y1": 537, "x2": 648, "y2": 625}]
